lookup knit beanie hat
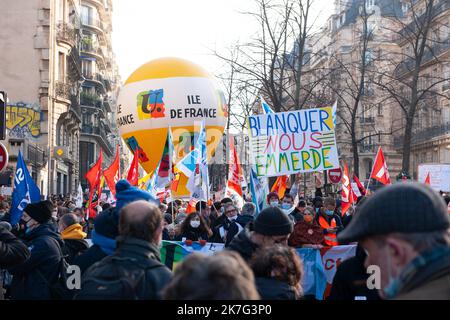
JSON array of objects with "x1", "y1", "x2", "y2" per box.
[
  {"x1": 253, "y1": 206, "x2": 293, "y2": 236},
  {"x1": 94, "y1": 209, "x2": 119, "y2": 239},
  {"x1": 338, "y1": 182, "x2": 450, "y2": 244},
  {"x1": 115, "y1": 179, "x2": 159, "y2": 212},
  {"x1": 24, "y1": 200, "x2": 54, "y2": 224}
]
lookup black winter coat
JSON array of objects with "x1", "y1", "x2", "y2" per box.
[
  {"x1": 327, "y1": 246, "x2": 380, "y2": 300},
  {"x1": 226, "y1": 224, "x2": 260, "y2": 262},
  {"x1": 8, "y1": 223, "x2": 64, "y2": 300},
  {"x1": 62, "y1": 239, "x2": 89, "y2": 265},
  {"x1": 255, "y1": 277, "x2": 298, "y2": 300},
  {"x1": 72, "y1": 244, "x2": 108, "y2": 274},
  {"x1": 175, "y1": 226, "x2": 209, "y2": 242},
  {"x1": 225, "y1": 214, "x2": 254, "y2": 247},
  {"x1": 76, "y1": 237, "x2": 172, "y2": 300},
  {"x1": 0, "y1": 226, "x2": 30, "y2": 268}
]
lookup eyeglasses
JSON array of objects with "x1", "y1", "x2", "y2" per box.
[{"x1": 225, "y1": 210, "x2": 236, "y2": 214}]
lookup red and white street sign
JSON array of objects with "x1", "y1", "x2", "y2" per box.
[
  {"x1": 328, "y1": 168, "x2": 342, "y2": 184},
  {"x1": 0, "y1": 143, "x2": 8, "y2": 172}
]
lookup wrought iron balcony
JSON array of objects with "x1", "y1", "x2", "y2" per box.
[
  {"x1": 81, "y1": 124, "x2": 113, "y2": 155},
  {"x1": 55, "y1": 81, "x2": 73, "y2": 100},
  {"x1": 359, "y1": 143, "x2": 377, "y2": 153},
  {"x1": 360, "y1": 116, "x2": 375, "y2": 124},
  {"x1": 394, "y1": 121, "x2": 450, "y2": 147},
  {"x1": 56, "y1": 22, "x2": 78, "y2": 47}
]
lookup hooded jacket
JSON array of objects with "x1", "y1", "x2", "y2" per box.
[
  {"x1": 8, "y1": 223, "x2": 64, "y2": 300},
  {"x1": 61, "y1": 223, "x2": 89, "y2": 264}
]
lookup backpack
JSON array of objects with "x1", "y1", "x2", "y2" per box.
[
  {"x1": 36, "y1": 237, "x2": 75, "y2": 300},
  {"x1": 74, "y1": 255, "x2": 163, "y2": 300}
]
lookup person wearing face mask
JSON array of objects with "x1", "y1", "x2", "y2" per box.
[
  {"x1": 227, "y1": 206, "x2": 293, "y2": 262},
  {"x1": 213, "y1": 203, "x2": 240, "y2": 244},
  {"x1": 339, "y1": 183, "x2": 450, "y2": 300},
  {"x1": 175, "y1": 212, "x2": 212, "y2": 242},
  {"x1": 225, "y1": 203, "x2": 256, "y2": 247},
  {"x1": 315, "y1": 197, "x2": 343, "y2": 247},
  {"x1": 280, "y1": 194, "x2": 301, "y2": 223},
  {"x1": 288, "y1": 206, "x2": 324, "y2": 248},
  {"x1": 266, "y1": 192, "x2": 280, "y2": 208},
  {"x1": 8, "y1": 200, "x2": 65, "y2": 300}
]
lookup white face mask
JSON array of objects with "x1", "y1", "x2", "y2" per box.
[
  {"x1": 190, "y1": 220, "x2": 200, "y2": 228},
  {"x1": 228, "y1": 215, "x2": 238, "y2": 221},
  {"x1": 270, "y1": 201, "x2": 279, "y2": 207}
]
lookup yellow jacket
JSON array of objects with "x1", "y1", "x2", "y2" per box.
[{"x1": 61, "y1": 223, "x2": 87, "y2": 240}]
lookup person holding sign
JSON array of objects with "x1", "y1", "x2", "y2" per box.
[{"x1": 315, "y1": 197, "x2": 343, "y2": 247}]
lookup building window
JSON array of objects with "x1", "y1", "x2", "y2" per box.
[
  {"x1": 81, "y1": 5, "x2": 93, "y2": 25},
  {"x1": 58, "y1": 52, "x2": 65, "y2": 81},
  {"x1": 82, "y1": 59, "x2": 93, "y2": 77},
  {"x1": 378, "y1": 103, "x2": 383, "y2": 116},
  {"x1": 402, "y1": 2, "x2": 410, "y2": 14},
  {"x1": 366, "y1": 0, "x2": 375, "y2": 11}
]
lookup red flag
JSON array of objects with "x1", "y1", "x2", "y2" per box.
[
  {"x1": 424, "y1": 172, "x2": 431, "y2": 185},
  {"x1": 353, "y1": 174, "x2": 366, "y2": 195},
  {"x1": 370, "y1": 147, "x2": 391, "y2": 185},
  {"x1": 127, "y1": 149, "x2": 139, "y2": 186},
  {"x1": 271, "y1": 176, "x2": 289, "y2": 199},
  {"x1": 85, "y1": 149, "x2": 103, "y2": 219},
  {"x1": 341, "y1": 162, "x2": 357, "y2": 216},
  {"x1": 225, "y1": 137, "x2": 244, "y2": 198},
  {"x1": 104, "y1": 147, "x2": 120, "y2": 196}
]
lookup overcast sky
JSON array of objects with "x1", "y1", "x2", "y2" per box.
[{"x1": 112, "y1": 0, "x2": 335, "y2": 82}]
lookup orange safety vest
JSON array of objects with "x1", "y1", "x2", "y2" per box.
[{"x1": 319, "y1": 216, "x2": 338, "y2": 246}]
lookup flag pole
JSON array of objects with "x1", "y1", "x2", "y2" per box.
[{"x1": 168, "y1": 126, "x2": 175, "y2": 222}]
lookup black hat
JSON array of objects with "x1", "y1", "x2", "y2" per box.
[
  {"x1": 253, "y1": 207, "x2": 293, "y2": 236},
  {"x1": 338, "y1": 183, "x2": 450, "y2": 244},
  {"x1": 94, "y1": 209, "x2": 119, "y2": 239},
  {"x1": 24, "y1": 200, "x2": 54, "y2": 224}
]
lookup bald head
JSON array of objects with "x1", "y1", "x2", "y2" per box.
[{"x1": 119, "y1": 200, "x2": 163, "y2": 244}]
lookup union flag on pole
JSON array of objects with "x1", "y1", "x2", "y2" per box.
[
  {"x1": 127, "y1": 149, "x2": 139, "y2": 186},
  {"x1": 370, "y1": 147, "x2": 391, "y2": 185},
  {"x1": 271, "y1": 175, "x2": 289, "y2": 199},
  {"x1": 225, "y1": 136, "x2": 244, "y2": 207},
  {"x1": 424, "y1": 172, "x2": 431, "y2": 185},
  {"x1": 353, "y1": 174, "x2": 366, "y2": 196},
  {"x1": 85, "y1": 149, "x2": 103, "y2": 219},
  {"x1": 341, "y1": 162, "x2": 357, "y2": 216},
  {"x1": 104, "y1": 147, "x2": 120, "y2": 196}
]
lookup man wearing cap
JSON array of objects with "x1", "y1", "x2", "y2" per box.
[
  {"x1": 338, "y1": 183, "x2": 450, "y2": 300},
  {"x1": 8, "y1": 200, "x2": 65, "y2": 300},
  {"x1": 227, "y1": 206, "x2": 294, "y2": 262},
  {"x1": 73, "y1": 179, "x2": 159, "y2": 274}
]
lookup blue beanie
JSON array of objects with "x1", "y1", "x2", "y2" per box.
[{"x1": 115, "y1": 179, "x2": 159, "y2": 213}]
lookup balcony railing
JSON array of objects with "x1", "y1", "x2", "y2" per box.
[
  {"x1": 359, "y1": 143, "x2": 377, "y2": 153},
  {"x1": 360, "y1": 116, "x2": 375, "y2": 124},
  {"x1": 81, "y1": 17, "x2": 104, "y2": 31},
  {"x1": 83, "y1": 73, "x2": 107, "y2": 92},
  {"x1": 55, "y1": 81, "x2": 73, "y2": 100},
  {"x1": 394, "y1": 121, "x2": 450, "y2": 147},
  {"x1": 80, "y1": 93, "x2": 103, "y2": 108},
  {"x1": 56, "y1": 22, "x2": 77, "y2": 47},
  {"x1": 81, "y1": 124, "x2": 113, "y2": 154}
]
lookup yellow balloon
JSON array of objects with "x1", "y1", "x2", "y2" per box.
[{"x1": 117, "y1": 57, "x2": 228, "y2": 198}]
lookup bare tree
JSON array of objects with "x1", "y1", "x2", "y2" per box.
[
  {"x1": 374, "y1": 0, "x2": 450, "y2": 175},
  {"x1": 214, "y1": 0, "x2": 323, "y2": 113}
]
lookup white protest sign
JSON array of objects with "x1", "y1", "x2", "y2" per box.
[{"x1": 247, "y1": 107, "x2": 339, "y2": 177}]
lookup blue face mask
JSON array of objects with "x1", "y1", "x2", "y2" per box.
[
  {"x1": 382, "y1": 247, "x2": 400, "y2": 299},
  {"x1": 325, "y1": 210, "x2": 334, "y2": 216},
  {"x1": 281, "y1": 203, "x2": 292, "y2": 210}
]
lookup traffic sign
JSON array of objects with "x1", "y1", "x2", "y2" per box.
[
  {"x1": 328, "y1": 167, "x2": 342, "y2": 184},
  {"x1": 0, "y1": 142, "x2": 8, "y2": 172}
]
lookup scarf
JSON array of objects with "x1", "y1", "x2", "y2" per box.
[
  {"x1": 61, "y1": 223, "x2": 87, "y2": 240},
  {"x1": 91, "y1": 230, "x2": 116, "y2": 255}
]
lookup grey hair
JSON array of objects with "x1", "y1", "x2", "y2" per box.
[{"x1": 241, "y1": 202, "x2": 256, "y2": 216}]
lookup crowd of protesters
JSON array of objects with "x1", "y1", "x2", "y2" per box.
[{"x1": 0, "y1": 178, "x2": 449, "y2": 300}]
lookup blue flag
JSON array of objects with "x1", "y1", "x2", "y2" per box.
[
  {"x1": 249, "y1": 168, "x2": 268, "y2": 215},
  {"x1": 10, "y1": 150, "x2": 41, "y2": 225}
]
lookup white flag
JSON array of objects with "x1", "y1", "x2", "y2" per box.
[{"x1": 76, "y1": 184, "x2": 83, "y2": 208}]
